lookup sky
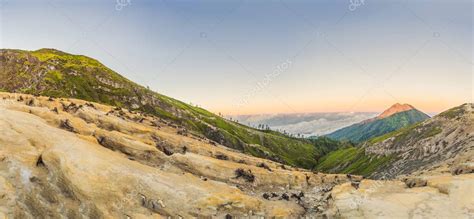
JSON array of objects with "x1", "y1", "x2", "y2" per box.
[{"x1": 0, "y1": 0, "x2": 472, "y2": 115}]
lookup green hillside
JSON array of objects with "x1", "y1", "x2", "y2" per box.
[
  {"x1": 315, "y1": 146, "x2": 393, "y2": 177},
  {"x1": 326, "y1": 109, "x2": 430, "y2": 144},
  {"x1": 0, "y1": 48, "x2": 341, "y2": 168}
]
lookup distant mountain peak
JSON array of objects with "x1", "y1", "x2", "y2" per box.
[
  {"x1": 377, "y1": 103, "x2": 415, "y2": 119},
  {"x1": 327, "y1": 103, "x2": 429, "y2": 143}
]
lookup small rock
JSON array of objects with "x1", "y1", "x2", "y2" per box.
[
  {"x1": 403, "y1": 178, "x2": 427, "y2": 188},
  {"x1": 451, "y1": 163, "x2": 474, "y2": 175},
  {"x1": 257, "y1": 163, "x2": 272, "y2": 172},
  {"x1": 215, "y1": 153, "x2": 229, "y2": 160},
  {"x1": 234, "y1": 168, "x2": 255, "y2": 183},
  {"x1": 262, "y1": 193, "x2": 270, "y2": 200},
  {"x1": 351, "y1": 181, "x2": 360, "y2": 190},
  {"x1": 59, "y1": 119, "x2": 76, "y2": 133}
]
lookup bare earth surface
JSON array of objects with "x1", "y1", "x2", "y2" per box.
[{"x1": 0, "y1": 93, "x2": 472, "y2": 218}]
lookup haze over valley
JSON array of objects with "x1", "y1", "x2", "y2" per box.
[{"x1": 233, "y1": 112, "x2": 377, "y2": 137}]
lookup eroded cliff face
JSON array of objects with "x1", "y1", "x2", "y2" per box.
[
  {"x1": 0, "y1": 93, "x2": 352, "y2": 218},
  {"x1": 365, "y1": 103, "x2": 474, "y2": 179},
  {"x1": 0, "y1": 93, "x2": 472, "y2": 218}
]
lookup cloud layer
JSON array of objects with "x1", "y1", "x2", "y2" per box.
[{"x1": 234, "y1": 112, "x2": 378, "y2": 137}]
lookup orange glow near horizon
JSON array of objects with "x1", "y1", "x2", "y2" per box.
[{"x1": 216, "y1": 99, "x2": 470, "y2": 116}]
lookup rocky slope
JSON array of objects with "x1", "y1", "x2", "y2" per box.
[
  {"x1": 0, "y1": 93, "x2": 472, "y2": 218},
  {"x1": 318, "y1": 103, "x2": 474, "y2": 179},
  {"x1": 366, "y1": 103, "x2": 474, "y2": 179},
  {"x1": 327, "y1": 103, "x2": 430, "y2": 143},
  {"x1": 323, "y1": 104, "x2": 474, "y2": 217},
  {"x1": 0, "y1": 48, "x2": 337, "y2": 168},
  {"x1": 0, "y1": 93, "x2": 352, "y2": 218}
]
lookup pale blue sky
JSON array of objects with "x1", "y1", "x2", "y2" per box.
[{"x1": 1, "y1": 0, "x2": 472, "y2": 114}]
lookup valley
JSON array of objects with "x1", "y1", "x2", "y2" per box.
[{"x1": 0, "y1": 93, "x2": 472, "y2": 218}]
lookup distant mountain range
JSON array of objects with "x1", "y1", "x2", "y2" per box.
[{"x1": 326, "y1": 103, "x2": 430, "y2": 143}]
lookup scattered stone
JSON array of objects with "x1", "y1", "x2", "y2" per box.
[
  {"x1": 85, "y1": 102, "x2": 96, "y2": 109},
  {"x1": 215, "y1": 153, "x2": 229, "y2": 160},
  {"x1": 451, "y1": 163, "x2": 474, "y2": 175},
  {"x1": 262, "y1": 193, "x2": 270, "y2": 200},
  {"x1": 162, "y1": 147, "x2": 174, "y2": 156},
  {"x1": 48, "y1": 97, "x2": 55, "y2": 101},
  {"x1": 323, "y1": 193, "x2": 332, "y2": 201},
  {"x1": 26, "y1": 99, "x2": 35, "y2": 106},
  {"x1": 347, "y1": 174, "x2": 363, "y2": 189},
  {"x1": 96, "y1": 136, "x2": 106, "y2": 145},
  {"x1": 291, "y1": 192, "x2": 304, "y2": 200},
  {"x1": 140, "y1": 194, "x2": 165, "y2": 213},
  {"x1": 36, "y1": 155, "x2": 45, "y2": 167},
  {"x1": 257, "y1": 163, "x2": 272, "y2": 172},
  {"x1": 351, "y1": 181, "x2": 360, "y2": 190},
  {"x1": 403, "y1": 178, "x2": 427, "y2": 188},
  {"x1": 62, "y1": 102, "x2": 79, "y2": 113},
  {"x1": 182, "y1": 146, "x2": 188, "y2": 154},
  {"x1": 29, "y1": 176, "x2": 40, "y2": 183},
  {"x1": 281, "y1": 193, "x2": 289, "y2": 201},
  {"x1": 177, "y1": 128, "x2": 188, "y2": 136},
  {"x1": 52, "y1": 107, "x2": 59, "y2": 114},
  {"x1": 154, "y1": 139, "x2": 174, "y2": 156},
  {"x1": 235, "y1": 168, "x2": 255, "y2": 183},
  {"x1": 59, "y1": 119, "x2": 76, "y2": 133}
]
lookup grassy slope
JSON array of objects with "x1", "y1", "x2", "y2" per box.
[
  {"x1": 315, "y1": 146, "x2": 393, "y2": 177},
  {"x1": 326, "y1": 109, "x2": 430, "y2": 143},
  {"x1": 0, "y1": 48, "x2": 341, "y2": 168}
]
